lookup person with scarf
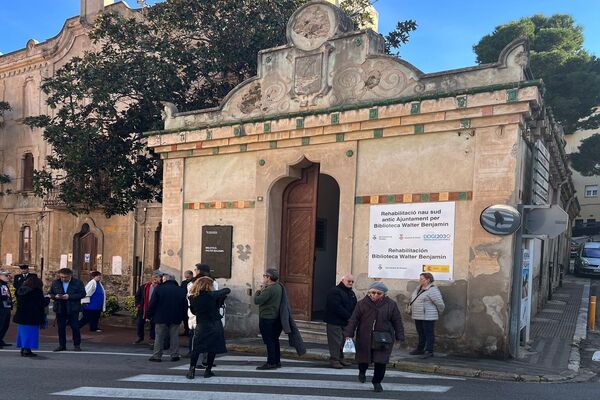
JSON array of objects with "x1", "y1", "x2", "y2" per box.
[{"x1": 134, "y1": 271, "x2": 162, "y2": 345}]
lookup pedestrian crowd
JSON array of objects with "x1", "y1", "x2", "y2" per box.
[{"x1": 0, "y1": 263, "x2": 445, "y2": 393}]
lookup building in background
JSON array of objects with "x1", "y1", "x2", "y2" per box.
[
  {"x1": 0, "y1": 0, "x2": 162, "y2": 296},
  {"x1": 565, "y1": 119, "x2": 600, "y2": 238}
]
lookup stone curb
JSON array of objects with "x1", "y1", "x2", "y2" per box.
[
  {"x1": 569, "y1": 278, "x2": 591, "y2": 373},
  {"x1": 227, "y1": 343, "x2": 578, "y2": 383}
]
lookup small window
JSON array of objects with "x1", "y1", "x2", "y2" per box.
[
  {"x1": 575, "y1": 219, "x2": 584, "y2": 227},
  {"x1": 22, "y1": 153, "x2": 34, "y2": 191},
  {"x1": 19, "y1": 225, "x2": 31, "y2": 264},
  {"x1": 585, "y1": 185, "x2": 598, "y2": 198}
]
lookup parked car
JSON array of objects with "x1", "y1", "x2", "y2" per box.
[{"x1": 573, "y1": 242, "x2": 600, "y2": 277}]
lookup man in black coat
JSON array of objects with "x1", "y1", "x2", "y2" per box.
[
  {"x1": 48, "y1": 268, "x2": 86, "y2": 351},
  {"x1": 324, "y1": 274, "x2": 357, "y2": 368},
  {"x1": 13, "y1": 264, "x2": 38, "y2": 291},
  {"x1": 147, "y1": 273, "x2": 187, "y2": 362}
]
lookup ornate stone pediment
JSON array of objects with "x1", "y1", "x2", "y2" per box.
[{"x1": 162, "y1": 1, "x2": 530, "y2": 131}]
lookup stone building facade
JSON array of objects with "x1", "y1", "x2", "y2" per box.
[
  {"x1": 148, "y1": 1, "x2": 577, "y2": 356},
  {"x1": 0, "y1": 0, "x2": 162, "y2": 296}
]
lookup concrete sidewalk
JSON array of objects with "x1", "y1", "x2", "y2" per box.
[
  {"x1": 1, "y1": 275, "x2": 590, "y2": 383},
  {"x1": 227, "y1": 275, "x2": 591, "y2": 383}
]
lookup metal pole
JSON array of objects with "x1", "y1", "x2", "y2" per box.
[{"x1": 509, "y1": 204, "x2": 525, "y2": 358}]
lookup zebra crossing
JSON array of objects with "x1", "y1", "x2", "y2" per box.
[{"x1": 52, "y1": 355, "x2": 460, "y2": 399}]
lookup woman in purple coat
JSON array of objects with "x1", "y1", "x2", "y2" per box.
[{"x1": 344, "y1": 282, "x2": 404, "y2": 393}]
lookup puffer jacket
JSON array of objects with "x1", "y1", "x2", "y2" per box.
[{"x1": 409, "y1": 284, "x2": 445, "y2": 321}]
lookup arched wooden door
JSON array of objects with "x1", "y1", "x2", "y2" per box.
[
  {"x1": 73, "y1": 224, "x2": 98, "y2": 282},
  {"x1": 280, "y1": 164, "x2": 319, "y2": 320}
]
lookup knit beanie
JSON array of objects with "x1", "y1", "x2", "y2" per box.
[{"x1": 369, "y1": 281, "x2": 388, "y2": 293}]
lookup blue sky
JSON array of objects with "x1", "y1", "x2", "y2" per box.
[{"x1": 1, "y1": 0, "x2": 598, "y2": 73}]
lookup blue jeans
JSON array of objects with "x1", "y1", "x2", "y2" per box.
[
  {"x1": 259, "y1": 318, "x2": 282, "y2": 365},
  {"x1": 414, "y1": 319, "x2": 436, "y2": 352}
]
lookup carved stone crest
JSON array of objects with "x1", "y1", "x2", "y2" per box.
[
  {"x1": 294, "y1": 54, "x2": 323, "y2": 95},
  {"x1": 287, "y1": 2, "x2": 352, "y2": 51},
  {"x1": 293, "y1": 7, "x2": 330, "y2": 41}
]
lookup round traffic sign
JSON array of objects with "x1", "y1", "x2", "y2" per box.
[{"x1": 480, "y1": 204, "x2": 521, "y2": 235}]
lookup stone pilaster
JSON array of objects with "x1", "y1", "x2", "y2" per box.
[{"x1": 160, "y1": 158, "x2": 184, "y2": 275}]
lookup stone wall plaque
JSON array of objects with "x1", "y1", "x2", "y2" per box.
[{"x1": 201, "y1": 225, "x2": 233, "y2": 279}]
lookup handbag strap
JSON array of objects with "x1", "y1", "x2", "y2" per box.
[{"x1": 409, "y1": 285, "x2": 433, "y2": 306}]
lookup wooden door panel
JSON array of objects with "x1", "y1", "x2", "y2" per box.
[
  {"x1": 78, "y1": 232, "x2": 97, "y2": 283},
  {"x1": 286, "y1": 282, "x2": 311, "y2": 320},
  {"x1": 285, "y1": 209, "x2": 314, "y2": 279},
  {"x1": 280, "y1": 164, "x2": 319, "y2": 320}
]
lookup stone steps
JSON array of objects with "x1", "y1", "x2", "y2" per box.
[{"x1": 291, "y1": 320, "x2": 327, "y2": 344}]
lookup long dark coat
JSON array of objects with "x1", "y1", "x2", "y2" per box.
[
  {"x1": 13, "y1": 287, "x2": 49, "y2": 326},
  {"x1": 278, "y1": 283, "x2": 306, "y2": 356},
  {"x1": 189, "y1": 288, "x2": 231, "y2": 354},
  {"x1": 344, "y1": 295, "x2": 405, "y2": 364}
]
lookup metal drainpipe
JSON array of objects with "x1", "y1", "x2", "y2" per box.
[{"x1": 141, "y1": 207, "x2": 148, "y2": 285}]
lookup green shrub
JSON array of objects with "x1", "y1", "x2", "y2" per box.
[
  {"x1": 103, "y1": 294, "x2": 121, "y2": 317},
  {"x1": 122, "y1": 295, "x2": 137, "y2": 319}
]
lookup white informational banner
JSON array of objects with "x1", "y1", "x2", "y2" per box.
[
  {"x1": 5, "y1": 253, "x2": 12, "y2": 266},
  {"x1": 112, "y1": 255, "x2": 122, "y2": 275},
  {"x1": 369, "y1": 202, "x2": 455, "y2": 280},
  {"x1": 59, "y1": 254, "x2": 68, "y2": 268}
]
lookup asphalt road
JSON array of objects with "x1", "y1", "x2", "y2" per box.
[{"x1": 1, "y1": 345, "x2": 599, "y2": 400}]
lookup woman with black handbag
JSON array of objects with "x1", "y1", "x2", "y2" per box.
[
  {"x1": 344, "y1": 282, "x2": 404, "y2": 393},
  {"x1": 408, "y1": 272, "x2": 445, "y2": 359}
]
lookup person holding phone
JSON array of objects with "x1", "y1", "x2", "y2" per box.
[{"x1": 48, "y1": 268, "x2": 86, "y2": 351}]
